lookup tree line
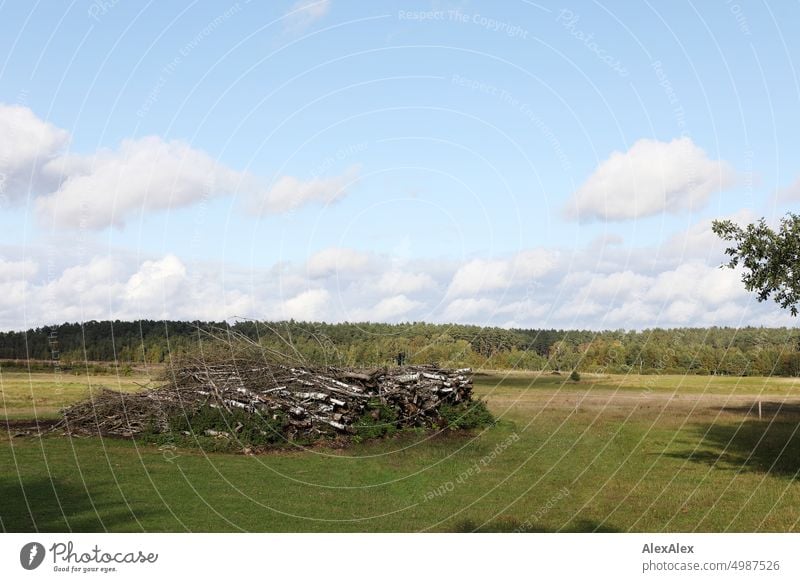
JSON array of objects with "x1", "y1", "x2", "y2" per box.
[{"x1": 2, "y1": 319, "x2": 800, "y2": 376}]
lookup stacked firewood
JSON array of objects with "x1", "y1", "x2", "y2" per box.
[{"x1": 56, "y1": 360, "x2": 474, "y2": 440}]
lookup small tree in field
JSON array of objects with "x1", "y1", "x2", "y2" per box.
[
  {"x1": 712, "y1": 213, "x2": 800, "y2": 315},
  {"x1": 569, "y1": 370, "x2": 581, "y2": 382}
]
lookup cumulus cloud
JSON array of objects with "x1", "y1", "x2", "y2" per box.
[
  {"x1": 447, "y1": 259, "x2": 507, "y2": 297},
  {"x1": 280, "y1": 288, "x2": 330, "y2": 320},
  {"x1": 664, "y1": 209, "x2": 756, "y2": 259},
  {"x1": 443, "y1": 297, "x2": 498, "y2": 321},
  {"x1": 563, "y1": 261, "x2": 751, "y2": 328},
  {"x1": 124, "y1": 254, "x2": 187, "y2": 307},
  {"x1": 0, "y1": 259, "x2": 38, "y2": 317},
  {"x1": 0, "y1": 104, "x2": 363, "y2": 229},
  {"x1": 1, "y1": 245, "x2": 794, "y2": 332},
  {"x1": 36, "y1": 137, "x2": 244, "y2": 229},
  {"x1": 376, "y1": 270, "x2": 436, "y2": 294},
  {"x1": 446, "y1": 248, "x2": 557, "y2": 297},
  {"x1": 0, "y1": 104, "x2": 69, "y2": 200},
  {"x1": 256, "y1": 164, "x2": 359, "y2": 214},
  {"x1": 495, "y1": 298, "x2": 549, "y2": 320},
  {"x1": 283, "y1": 0, "x2": 330, "y2": 33},
  {"x1": 0, "y1": 258, "x2": 38, "y2": 281},
  {"x1": 351, "y1": 294, "x2": 422, "y2": 321},
  {"x1": 645, "y1": 261, "x2": 743, "y2": 306},
  {"x1": 4, "y1": 211, "x2": 796, "y2": 332},
  {"x1": 46, "y1": 257, "x2": 123, "y2": 296},
  {"x1": 306, "y1": 247, "x2": 370, "y2": 278},
  {"x1": 563, "y1": 269, "x2": 652, "y2": 301},
  {"x1": 566, "y1": 137, "x2": 736, "y2": 221},
  {"x1": 1, "y1": 253, "x2": 257, "y2": 328},
  {"x1": 36, "y1": 257, "x2": 125, "y2": 322}
]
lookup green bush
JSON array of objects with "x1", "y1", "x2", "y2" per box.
[
  {"x1": 569, "y1": 370, "x2": 581, "y2": 382},
  {"x1": 438, "y1": 400, "x2": 495, "y2": 430},
  {"x1": 166, "y1": 405, "x2": 287, "y2": 448},
  {"x1": 352, "y1": 401, "x2": 398, "y2": 441},
  {"x1": 142, "y1": 397, "x2": 495, "y2": 451}
]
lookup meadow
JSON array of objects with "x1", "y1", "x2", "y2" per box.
[{"x1": 2, "y1": 368, "x2": 800, "y2": 532}]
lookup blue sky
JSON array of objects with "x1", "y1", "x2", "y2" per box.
[{"x1": 1, "y1": 0, "x2": 799, "y2": 330}]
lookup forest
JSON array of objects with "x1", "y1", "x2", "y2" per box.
[{"x1": 2, "y1": 319, "x2": 800, "y2": 377}]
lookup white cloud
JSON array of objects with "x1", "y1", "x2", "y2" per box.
[
  {"x1": 124, "y1": 255, "x2": 187, "y2": 307},
  {"x1": 443, "y1": 297, "x2": 497, "y2": 321},
  {"x1": 306, "y1": 247, "x2": 370, "y2": 278},
  {"x1": 646, "y1": 261, "x2": 743, "y2": 305},
  {"x1": 0, "y1": 254, "x2": 256, "y2": 328},
  {"x1": 257, "y1": 164, "x2": 359, "y2": 214},
  {"x1": 0, "y1": 104, "x2": 69, "y2": 200},
  {"x1": 3, "y1": 211, "x2": 797, "y2": 332},
  {"x1": 563, "y1": 260, "x2": 752, "y2": 328},
  {"x1": 579, "y1": 270, "x2": 652, "y2": 300},
  {"x1": 36, "y1": 136, "x2": 244, "y2": 229},
  {"x1": 496, "y1": 298, "x2": 549, "y2": 319},
  {"x1": 446, "y1": 248, "x2": 557, "y2": 297},
  {"x1": 47, "y1": 257, "x2": 122, "y2": 297},
  {"x1": 0, "y1": 258, "x2": 38, "y2": 281},
  {"x1": 0, "y1": 105, "x2": 363, "y2": 229},
  {"x1": 511, "y1": 249, "x2": 560, "y2": 278},
  {"x1": 352, "y1": 294, "x2": 422, "y2": 321},
  {"x1": 601, "y1": 300, "x2": 655, "y2": 328},
  {"x1": 664, "y1": 209, "x2": 756, "y2": 259},
  {"x1": 554, "y1": 270, "x2": 652, "y2": 325},
  {"x1": 283, "y1": 0, "x2": 330, "y2": 32},
  {"x1": 553, "y1": 298, "x2": 604, "y2": 320},
  {"x1": 447, "y1": 259, "x2": 508, "y2": 297},
  {"x1": 36, "y1": 257, "x2": 125, "y2": 322},
  {"x1": 663, "y1": 299, "x2": 701, "y2": 323},
  {"x1": 566, "y1": 137, "x2": 736, "y2": 221},
  {"x1": 281, "y1": 288, "x2": 330, "y2": 320},
  {"x1": 0, "y1": 258, "x2": 37, "y2": 316},
  {"x1": 376, "y1": 270, "x2": 436, "y2": 294}
]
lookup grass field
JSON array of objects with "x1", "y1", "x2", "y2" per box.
[
  {"x1": 0, "y1": 370, "x2": 153, "y2": 420},
  {"x1": 2, "y1": 369, "x2": 800, "y2": 532}
]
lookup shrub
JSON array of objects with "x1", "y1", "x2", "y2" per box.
[
  {"x1": 569, "y1": 370, "x2": 581, "y2": 382},
  {"x1": 166, "y1": 405, "x2": 287, "y2": 448},
  {"x1": 438, "y1": 400, "x2": 495, "y2": 430},
  {"x1": 352, "y1": 401, "x2": 398, "y2": 441}
]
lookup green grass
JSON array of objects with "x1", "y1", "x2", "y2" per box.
[
  {"x1": 0, "y1": 370, "x2": 152, "y2": 420},
  {"x1": 2, "y1": 370, "x2": 800, "y2": 532},
  {"x1": 474, "y1": 370, "x2": 800, "y2": 395}
]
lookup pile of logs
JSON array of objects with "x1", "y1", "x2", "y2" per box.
[{"x1": 56, "y1": 360, "x2": 474, "y2": 440}]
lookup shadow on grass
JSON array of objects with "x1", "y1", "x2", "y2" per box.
[
  {"x1": 668, "y1": 420, "x2": 800, "y2": 478},
  {"x1": 451, "y1": 517, "x2": 620, "y2": 533},
  {"x1": 0, "y1": 477, "x2": 148, "y2": 532},
  {"x1": 716, "y1": 401, "x2": 800, "y2": 420}
]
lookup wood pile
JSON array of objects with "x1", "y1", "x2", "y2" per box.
[{"x1": 56, "y1": 361, "x2": 474, "y2": 440}]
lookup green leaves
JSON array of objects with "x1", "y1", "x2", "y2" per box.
[{"x1": 712, "y1": 213, "x2": 800, "y2": 316}]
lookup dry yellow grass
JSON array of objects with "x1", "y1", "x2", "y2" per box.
[{"x1": 0, "y1": 370, "x2": 153, "y2": 420}]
